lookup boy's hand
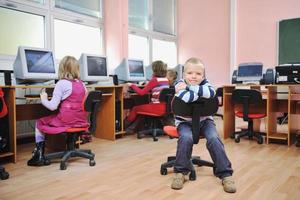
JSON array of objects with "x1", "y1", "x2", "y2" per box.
[
  {"x1": 175, "y1": 82, "x2": 187, "y2": 93},
  {"x1": 40, "y1": 92, "x2": 48, "y2": 100}
]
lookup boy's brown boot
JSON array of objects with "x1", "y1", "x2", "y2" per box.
[
  {"x1": 222, "y1": 176, "x2": 236, "y2": 193},
  {"x1": 171, "y1": 173, "x2": 185, "y2": 190}
]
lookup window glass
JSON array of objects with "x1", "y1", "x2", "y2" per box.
[
  {"x1": 54, "y1": 19, "x2": 102, "y2": 59},
  {"x1": 0, "y1": 7, "x2": 44, "y2": 55},
  {"x1": 128, "y1": 0, "x2": 149, "y2": 30},
  {"x1": 152, "y1": 39, "x2": 177, "y2": 67},
  {"x1": 55, "y1": 0, "x2": 101, "y2": 18},
  {"x1": 153, "y1": 0, "x2": 175, "y2": 35},
  {"x1": 128, "y1": 34, "x2": 149, "y2": 66}
]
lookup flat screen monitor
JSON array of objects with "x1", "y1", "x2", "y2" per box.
[
  {"x1": 79, "y1": 53, "x2": 109, "y2": 84},
  {"x1": 236, "y1": 62, "x2": 263, "y2": 82},
  {"x1": 114, "y1": 58, "x2": 146, "y2": 83},
  {"x1": 13, "y1": 46, "x2": 58, "y2": 84}
]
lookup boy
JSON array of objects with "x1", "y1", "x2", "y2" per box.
[{"x1": 171, "y1": 57, "x2": 236, "y2": 193}]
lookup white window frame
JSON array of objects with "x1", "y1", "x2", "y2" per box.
[
  {"x1": 0, "y1": 0, "x2": 104, "y2": 70},
  {"x1": 128, "y1": 0, "x2": 177, "y2": 64}
]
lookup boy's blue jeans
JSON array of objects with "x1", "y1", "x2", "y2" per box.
[{"x1": 174, "y1": 119, "x2": 233, "y2": 179}]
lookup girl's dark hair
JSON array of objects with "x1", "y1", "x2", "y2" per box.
[{"x1": 152, "y1": 60, "x2": 167, "y2": 77}]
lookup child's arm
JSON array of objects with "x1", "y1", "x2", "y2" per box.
[
  {"x1": 175, "y1": 79, "x2": 216, "y2": 103},
  {"x1": 41, "y1": 80, "x2": 71, "y2": 111},
  {"x1": 130, "y1": 78, "x2": 158, "y2": 96}
]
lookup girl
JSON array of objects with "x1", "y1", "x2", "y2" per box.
[
  {"x1": 125, "y1": 60, "x2": 169, "y2": 132},
  {"x1": 27, "y1": 56, "x2": 89, "y2": 166}
]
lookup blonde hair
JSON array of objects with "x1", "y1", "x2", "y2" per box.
[
  {"x1": 184, "y1": 57, "x2": 205, "y2": 77},
  {"x1": 152, "y1": 60, "x2": 167, "y2": 77},
  {"x1": 58, "y1": 56, "x2": 80, "y2": 80}
]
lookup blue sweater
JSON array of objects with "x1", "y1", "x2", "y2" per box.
[{"x1": 174, "y1": 79, "x2": 216, "y2": 126}]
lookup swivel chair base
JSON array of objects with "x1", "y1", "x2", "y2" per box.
[
  {"x1": 0, "y1": 166, "x2": 9, "y2": 180},
  {"x1": 160, "y1": 156, "x2": 215, "y2": 181},
  {"x1": 231, "y1": 120, "x2": 264, "y2": 144},
  {"x1": 45, "y1": 133, "x2": 96, "y2": 170},
  {"x1": 137, "y1": 117, "x2": 164, "y2": 142}
]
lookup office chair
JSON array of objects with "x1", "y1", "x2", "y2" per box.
[
  {"x1": 231, "y1": 89, "x2": 266, "y2": 144},
  {"x1": 0, "y1": 88, "x2": 9, "y2": 180},
  {"x1": 45, "y1": 91, "x2": 102, "y2": 170},
  {"x1": 136, "y1": 88, "x2": 175, "y2": 141},
  {"x1": 215, "y1": 87, "x2": 223, "y2": 119},
  {"x1": 160, "y1": 96, "x2": 218, "y2": 181}
]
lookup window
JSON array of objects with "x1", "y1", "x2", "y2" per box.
[
  {"x1": 0, "y1": 7, "x2": 44, "y2": 56},
  {"x1": 0, "y1": 0, "x2": 103, "y2": 63},
  {"x1": 128, "y1": 0, "x2": 177, "y2": 67},
  {"x1": 54, "y1": 19, "x2": 102, "y2": 59},
  {"x1": 152, "y1": 39, "x2": 177, "y2": 67},
  {"x1": 128, "y1": 34, "x2": 149, "y2": 65}
]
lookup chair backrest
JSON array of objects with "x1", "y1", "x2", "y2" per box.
[
  {"x1": 172, "y1": 96, "x2": 219, "y2": 144},
  {"x1": 84, "y1": 90, "x2": 102, "y2": 133},
  {"x1": 159, "y1": 88, "x2": 175, "y2": 114},
  {"x1": 232, "y1": 89, "x2": 263, "y2": 121}
]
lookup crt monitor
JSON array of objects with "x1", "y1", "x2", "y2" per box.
[
  {"x1": 145, "y1": 64, "x2": 153, "y2": 80},
  {"x1": 173, "y1": 64, "x2": 184, "y2": 81},
  {"x1": 114, "y1": 58, "x2": 146, "y2": 82},
  {"x1": 79, "y1": 53, "x2": 109, "y2": 83},
  {"x1": 236, "y1": 62, "x2": 263, "y2": 82},
  {"x1": 13, "y1": 46, "x2": 58, "y2": 84}
]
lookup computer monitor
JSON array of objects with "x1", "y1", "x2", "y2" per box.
[
  {"x1": 145, "y1": 64, "x2": 153, "y2": 80},
  {"x1": 79, "y1": 53, "x2": 110, "y2": 84},
  {"x1": 236, "y1": 62, "x2": 263, "y2": 83},
  {"x1": 173, "y1": 64, "x2": 184, "y2": 81},
  {"x1": 13, "y1": 46, "x2": 58, "y2": 84},
  {"x1": 114, "y1": 58, "x2": 146, "y2": 83}
]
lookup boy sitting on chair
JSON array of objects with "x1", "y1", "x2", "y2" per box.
[{"x1": 171, "y1": 57, "x2": 236, "y2": 193}]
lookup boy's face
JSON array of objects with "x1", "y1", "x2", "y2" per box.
[{"x1": 184, "y1": 64, "x2": 205, "y2": 85}]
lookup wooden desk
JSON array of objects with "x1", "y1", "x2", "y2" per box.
[{"x1": 223, "y1": 84, "x2": 300, "y2": 146}]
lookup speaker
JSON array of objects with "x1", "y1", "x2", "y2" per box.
[
  {"x1": 264, "y1": 68, "x2": 275, "y2": 84},
  {"x1": 110, "y1": 75, "x2": 119, "y2": 85}
]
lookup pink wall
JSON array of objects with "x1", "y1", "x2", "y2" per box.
[
  {"x1": 237, "y1": 0, "x2": 300, "y2": 69},
  {"x1": 103, "y1": 0, "x2": 128, "y2": 73},
  {"x1": 177, "y1": 0, "x2": 231, "y2": 86}
]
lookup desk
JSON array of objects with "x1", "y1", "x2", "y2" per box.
[
  {"x1": 223, "y1": 85, "x2": 300, "y2": 146},
  {"x1": 0, "y1": 84, "x2": 127, "y2": 164}
]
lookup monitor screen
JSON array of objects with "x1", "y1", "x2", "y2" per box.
[
  {"x1": 128, "y1": 59, "x2": 144, "y2": 78},
  {"x1": 25, "y1": 49, "x2": 56, "y2": 73},
  {"x1": 237, "y1": 63, "x2": 263, "y2": 82},
  {"x1": 13, "y1": 46, "x2": 58, "y2": 84},
  {"x1": 87, "y1": 56, "x2": 107, "y2": 76}
]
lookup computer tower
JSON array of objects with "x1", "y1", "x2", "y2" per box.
[{"x1": 115, "y1": 100, "x2": 121, "y2": 132}]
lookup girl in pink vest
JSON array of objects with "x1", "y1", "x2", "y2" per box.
[{"x1": 28, "y1": 56, "x2": 89, "y2": 166}]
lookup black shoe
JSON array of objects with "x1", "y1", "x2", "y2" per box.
[{"x1": 27, "y1": 142, "x2": 50, "y2": 166}]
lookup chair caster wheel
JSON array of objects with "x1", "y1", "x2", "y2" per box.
[
  {"x1": 230, "y1": 134, "x2": 235, "y2": 139},
  {"x1": 153, "y1": 138, "x2": 158, "y2": 142},
  {"x1": 234, "y1": 136, "x2": 240, "y2": 143},
  {"x1": 89, "y1": 160, "x2": 96, "y2": 166},
  {"x1": 137, "y1": 134, "x2": 142, "y2": 139},
  {"x1": 257, "y1": 137, "x2": 264, "y2": 144},
  {"x1": 60, "y1": 162, "x2": 67, "y2": 170},
  {"x1": 189, "y1": 170, "x2": 196, "y2": 181},
  {"x1": 160, "y1": 166, "x2": 167, "y2": 175},
  {"x1": 0, "y1": 171, "x2": 9, "y2": 180}
]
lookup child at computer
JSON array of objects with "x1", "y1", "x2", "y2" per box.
[
  {"x1": 27, "y1": 56, "x2": 89, "y2": 166},
  {"x1": 166, "y1": 69, "x2": 178, "y2": 87},
  {"x1": 125, "y1": 60, "x2": 169, "y2": 133},
  {"x1": 171, "y1": 57, "x2": 236, "y2": 193}
]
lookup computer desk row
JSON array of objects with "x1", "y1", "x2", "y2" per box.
[
  {"x1": 0, "y1": 84, "x2": 147, "y2": 163},
  {"x1": 223, "y1": 84, "x2": 300, "y2": 146}
]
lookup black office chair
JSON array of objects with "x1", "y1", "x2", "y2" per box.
[
  {"x1": 215, "y1": 87, "x2": 223, "y2": 119},
  {"x1": 160, "y1": 96, "x2": 218, "y2": 181},
  {"x1": 231, "y1": 89, "x2": 266, "y2": 144},
  {"x1": 45, "y1": 91, "x2": 102, "y2": 170},
  {"x1": 137, "y1": 88, "x2": 175, "y2": 141}
]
